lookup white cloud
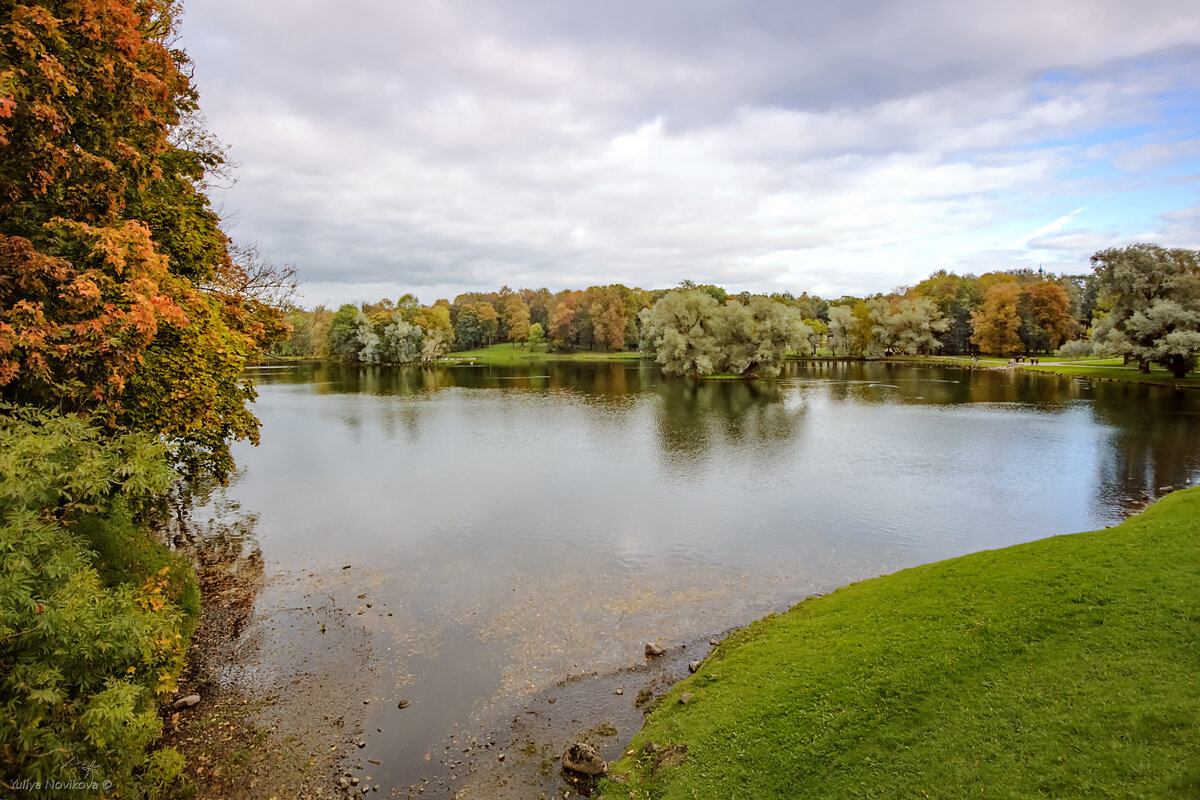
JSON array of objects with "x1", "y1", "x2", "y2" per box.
[
  {"x1": 1008, "y1": 207, "x2": 1089, "y2": 248},
  {"x1": 179, "y1": 0, "x2": 1200, "y2": 301}
]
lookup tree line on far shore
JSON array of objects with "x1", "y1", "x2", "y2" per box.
[{"x1": 277, "y1": 244, "x2": 1200, "y2": 378}]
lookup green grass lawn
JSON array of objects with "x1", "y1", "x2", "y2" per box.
[
  {"x1": 438, "y1": 343, "x2": 645, "y2": 365},
  {"x1": 881, "y1": 355, "x2": 1200, "y2": 388},
  {"x1": 1019, "y1": 362, "x2": 1200, "y2": 389},
  {"x1": 887, "y1": 354, "x2": 1011, "y2": 367},
  {"x1": 599, "y1": 487, "x2": 1200, "y2": 799},
  {"x1": 1040, "y1": 357, "x2": 1125, "y2": 366}
]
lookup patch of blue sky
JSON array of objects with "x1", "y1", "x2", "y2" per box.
[
  {"x1": 1002, "y1": 124, "x2": 1153, "y2": 155},
  {"x1": 1155, "y1": 90, "x2": 1200, "y2": 132},
  {"x1": 1151, "y1": 158, "x2": 1200, "y2": 181},
  {"x1": 1098, "y1": 187, "x2": 1197, "y2": 222},
  {"x1": 1026, "y1": 68, "x2": 1087, "y2": 104},
  {"x1": 1060, "y1": 161, "x2": 1121, "y2": 182},
  {"x1": 989, "y1": 184, "x2": 1194, "y2": 257},
  {"x1": 1062, "y1": 154, "x2": 1200, "y2": 184},
  {"x1": 1032, "y1": 68, "x2": 1077, "y2": 85}
]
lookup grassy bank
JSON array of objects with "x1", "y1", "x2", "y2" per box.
[
  {"x1": 1019, "y1": 361, "x2": 1200, "y2": 389},
  {"x1": 883, "y1": 354, "x2": 1200, "y2": 388},
  {"x1": 884, "y1": 354, "x2": 1010, "y2": 368},
  {"x1": 439, "y1": 342, "x2": 645, "y2": 365},
  {"x1": 599, "y1": 487, "x2": 1200, "y2": 799}
]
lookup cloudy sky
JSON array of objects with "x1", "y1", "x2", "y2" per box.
[{"x1": 178, "y1": 0, "x2": 1200, "y2": 307}]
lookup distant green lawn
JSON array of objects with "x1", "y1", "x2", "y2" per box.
[
  {"x1": 600, "y1": 487, "x2": 1200, "y2": 799},
  {"x1": 1020, "y1": 362, "x2": 1200, "y2": 388},
  {"x1": 437, "y1": 347, "x2": 1200, "y2": 391},
  {"x1": 1041, "y1": 357, "x2": 1125, "y2": 366},
  {"x1": 888, "y1": 354, "x2": 1010, "y2": 367},
  {"x1": 881, "y1": 354, "x2": 1200, "y2": 388},
  {"x1": 438, "y1": 343, "x2": 644, "y2": 365}
]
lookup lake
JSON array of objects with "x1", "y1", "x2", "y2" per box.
[{"x1": 189, "y1": 360, "x2": 1200, "y2": 796}]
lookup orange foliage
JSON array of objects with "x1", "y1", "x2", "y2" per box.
[
  {"x1": 971, "y1": 283, "x2": 1023, "y2": 355},
  {"x1": 0, "y1": 222, "x2": 185, "y2": 414}
]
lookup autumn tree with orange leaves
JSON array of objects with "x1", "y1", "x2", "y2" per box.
[
  {"x1": 0, "y1": 0, "x2": 288, "y2": 477},
  {"x1": 1, "y1": 2, "x2": 290, "y2": 792},
  {"x1": 971, "y1": 282, "x2": 1024, "y2": 355},
  {"x1": 971, "y1": 280, "x2": 1076, "y2": 356}
]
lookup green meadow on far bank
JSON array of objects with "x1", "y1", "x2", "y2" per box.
[
  {"x1": 267, "y1": 346, "x2": 1200, "y2": 391},
  {"x1": 884, "y1": 354, "x2": 1010, "y2": 368},
  {"x1": 1018, "y1": 360, "x2": 1200, "y2": 389},
  {"x1": 885, "y1": 354, "x2": 1200, "y2": 388},
  {"x1": 439, "y1": 342, "x2": 646, "y2": 365},
  {"x1": 599, "y1": 487, "x2": 1200, "y2": 799}
]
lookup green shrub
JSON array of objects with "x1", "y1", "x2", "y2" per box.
[
  {"x1": 76, "y1": 499, "x2": 200, "y2": 637},
  {"x1": 1, "y1": 407, "x2": 194, "y2": 797}
]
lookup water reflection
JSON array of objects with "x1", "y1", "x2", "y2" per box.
[
  {"x1": 1088, "y1": 384, "x2": 1200, "y2": 512},
  {"x1": 242, "y1": 360, "x2": 1200, "y2": 522},
  {"x1": 253, "y1": 362, "x2": 657, "y2": 397},
  {"x1": 652, "y1": 378, "x2": 806, "y2": 472},
  {"x1": 162, "y1": 474, "x2": 265, "y2": 678},
  {"x1": 224, "y1": 360, "x2": 1200, "y2": 794},
  {"x1": 786, "y1": 361, "x2": 1093, "y2": 408}
]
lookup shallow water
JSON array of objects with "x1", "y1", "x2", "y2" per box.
[{"x1": 196, "y1": 360, "x2": 1200, "y2": 795}]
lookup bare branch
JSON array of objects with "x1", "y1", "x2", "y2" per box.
[{"x1": 203, "y1": 241, "x2": 300, "y2": 311}]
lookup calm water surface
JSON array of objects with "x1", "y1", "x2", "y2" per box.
[{"x1": 196, "y1": 361, "x2": 1200, "y2": 792}]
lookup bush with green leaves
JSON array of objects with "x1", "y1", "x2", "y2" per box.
[
  {"x1": 1, "y1": 407, "x2": 196, "y2": 798},
  {"x1": 1056, "y1": 339, "x2": 1098, "y2": 358}
]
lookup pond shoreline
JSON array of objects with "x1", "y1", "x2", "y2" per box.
[
  {"x1": 167, "y1": 548, "x2": 757, "y2": 799},
  {"x1": 166, "y1": 481, "x2": 1182, "y2": 798},
  {"x1": 166, "y1": 479, "x2": 1180, "y2": 796},
  {"x1": 168, "y1": 359, "x2": 1199, "y2": 797},
  {"x1": 595, "y1": 487, "x2": 1200, "y2": 797}
]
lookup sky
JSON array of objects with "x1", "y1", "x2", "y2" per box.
[{"x1": 177, "y1": 0, "x2": 1200, "y2": 308}]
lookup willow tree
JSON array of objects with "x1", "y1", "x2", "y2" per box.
[
  {"x1": 640, "y1": 290, "x2": 810, "y2": 377},
  {"x1": 1092, "y1": 244, "x2": 1200, "y2": 377},
  {"x1": 827, "y1": 304, "x2": 855, "y2": 355},
  {"x1": 640, "y1": 289, "x2": 725, "y2": 376},
  {"x1": 885, "y1": 297, "x2": 949, "y2": 355},
  {"x1": 721, "y1": 296, "x2": 813, "y2": 376}
]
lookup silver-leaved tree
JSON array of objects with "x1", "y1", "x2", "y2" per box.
[{"x1": 1092, "y1": 244, "x2": 1200, "y2": 378}]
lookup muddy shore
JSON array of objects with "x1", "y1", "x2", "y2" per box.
[
  {"x1": 162, "y1": 534, "x2": 746, "y2": 799},
  {"x1": 157, "y1": 475, "x2": 848, "y2": 798}
]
